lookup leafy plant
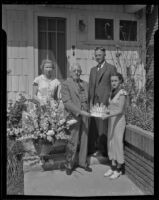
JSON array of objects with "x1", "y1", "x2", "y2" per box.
[
  {"x1": 7, "y1": 94, "x2": 27, "y2": 129},
  {"x1": 125, "y1": 90, "x2": 153, "y2": 132}
]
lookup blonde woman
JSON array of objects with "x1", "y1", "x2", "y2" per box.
[{"x1": 33, "y1": 59, "x2": 61, "y2": 105}]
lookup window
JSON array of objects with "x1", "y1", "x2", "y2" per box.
[
  {"x1": 120, "y1": 20, "x2": 137, "y2": 41},
  {"x1": 38, "y1": 17, "x2": 66, "y2": 79},
  {"x1": 95, "y1": 18, "x2": 114, "y2": 40}
]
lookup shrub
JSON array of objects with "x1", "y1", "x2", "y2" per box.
[{"x1": 125, "y1": 90, "x2": 153, "y2": 132}]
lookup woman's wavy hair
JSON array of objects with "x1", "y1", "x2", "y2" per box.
[
  {"x1": 111, "y1": 72, "x2": 124, "y2": 84},
  {"x1": 40, "y1": 59, "x2": 55, "y2": 73}
]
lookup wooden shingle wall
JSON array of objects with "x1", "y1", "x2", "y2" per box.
[
  {"x1": 3, "y1": 7, "x2": 34, "y2": 102},
  {"x1": 124, "y1": 125, "x2": 154, "y2": 195},
  {"x1": 3, "y1": 5, "x2": 146, "y2": 99}
]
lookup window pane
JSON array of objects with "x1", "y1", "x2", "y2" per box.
[
  {"x1": 95, "y1": 18, "x2": 113, "y2": 40},
  {"x1": 48, "y1": 32, "x2": 57, "y2": 78},
  {"x1": 57, "y1": 19, "x2": 65, "y2": 32},
  {"x1": 38, "y1": 32, "x2": 47, "y2": 74},
  {"x1": 120, "y1": 20, "x2": 137, "y2": 41},
  {"x1": 48, "y1": 18, "x2": 56, "y2": 31},
  {"x1": 38, "y1": 17, "x2": 47, "y2": 31},
  {"x1": 57, "y1": 32, "x2": 66, "y2": 79}
]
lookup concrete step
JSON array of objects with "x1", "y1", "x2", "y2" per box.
[
  {"x1": 23, "y1": 152, "x2": 109, "y2": 172},
  {"x1": 88, "y1": 155, "x2": 109, "y2": 165}
]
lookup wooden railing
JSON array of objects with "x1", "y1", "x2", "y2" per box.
[
  {"x1": 124, "y1": 124, "x2": 154, "y2": 195},
  {"x1": 7, "y1": 138, "x2": 24, "y2": 195}
]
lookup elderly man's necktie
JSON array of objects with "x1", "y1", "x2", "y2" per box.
[{"x1": 77, "y1": 81, "x2": 84, "y2": 91}]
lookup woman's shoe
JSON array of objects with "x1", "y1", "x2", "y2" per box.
[
  {"x1": 104, "y1": 168, "x2": 114, "y2": 177},
  {"x1": 109, "y1": 170, "x2": 122, "y2": 179}
]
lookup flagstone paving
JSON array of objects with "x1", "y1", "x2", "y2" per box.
[{"x1": 24, "y1": 163, "x2": 144, "y2": 196}]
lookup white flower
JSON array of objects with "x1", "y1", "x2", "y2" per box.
[
  {"x1": 47, "y1": 135, "x2": 53, "y2": 142},
  {"x1": 59, "y1": 119, "x2": 65, "y2": 125},
  {"x1": 46, "y1": 130, "x2": 55, "y2": 136}
]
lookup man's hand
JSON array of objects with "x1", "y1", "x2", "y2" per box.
[
  {"x1": 80, "y1": 110, "x2": 90, "y2": 117},
  {"x1": 101, "y1": 115, "x2": 109, "y2": 120}
]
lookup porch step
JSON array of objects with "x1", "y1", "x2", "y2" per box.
[
  {"x1": 88, "y1": 155, "x2": 109, "y2": 165},
  {"x1": 42, "y1": 153, "x2": 66, "y2": 171},
  {"x1": 23, "y1": 153, "x2": 109, "y2": 172}
]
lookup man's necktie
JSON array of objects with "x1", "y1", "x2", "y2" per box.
[
  {"x1": 97, "y1": 64, "x2": 101, "y2": 71},
  {"x1": 77, "y1": 81, "x2": 84, "y2": 91}
]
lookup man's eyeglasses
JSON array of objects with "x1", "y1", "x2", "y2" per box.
[{"x1": 72, "y1": 69, "x2": 82, "y2": 74}]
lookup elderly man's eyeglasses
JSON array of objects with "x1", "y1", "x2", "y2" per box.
[{"x1": 72, "y1": 69, "x2": 82, "y2": 74}]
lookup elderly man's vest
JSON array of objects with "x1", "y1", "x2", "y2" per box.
[{"x1": 77, "y1": 81, "x2": 88, "y2": 111}]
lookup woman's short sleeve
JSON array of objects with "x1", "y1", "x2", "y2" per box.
[
  {"x1": 33, "y1": 76, "x2": 40, "y2": 86},
  {"x1": 119, "y1": 89, "x2": 128, "y2": 96}
]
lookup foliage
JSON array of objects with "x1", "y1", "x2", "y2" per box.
[
  {"x1": 7, "y1": 94, "x2": 27, "y2": 128},
  {"x1": 7, "y1": 94, "x2": 76, "y2": 143},
  {"x1": 125, "y1": 90, "x2": 153, "y2": 132},
  {"x1": 7, "y1": 94, "x2": 28, "y2": 139}
]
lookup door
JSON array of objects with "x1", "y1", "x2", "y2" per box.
[{"x1": 38, "y1": 17, "x2": 66, "y2": 79}]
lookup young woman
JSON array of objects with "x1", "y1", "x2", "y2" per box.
[
  {"x1": 33, "y1": 59, "x2": 61, "y2": 105},
  {"x1": 103, "y1": 72, "x2": 127, "y2": 179}
]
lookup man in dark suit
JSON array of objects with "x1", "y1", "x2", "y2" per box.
[
  {"x1": 61, "y1": 63, "x2": 92, "y2": 175},
  {"x1": 88, "y1": 47, "x2": 117, "y2": 157}
]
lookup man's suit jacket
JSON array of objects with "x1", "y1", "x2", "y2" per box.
[
  {"x1": 61, "y1": 77, "x2": 89, "y2": 167},
  {"x1": 88, "y1": 61, "x2": 117, "y2": 107},
  {"x1": 61, "y1": 77, "x2": 88, "y2": 118}
]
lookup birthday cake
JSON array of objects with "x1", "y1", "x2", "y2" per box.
[{"x1": 90, "y1": 103, "x2": 110, "y2": 118}]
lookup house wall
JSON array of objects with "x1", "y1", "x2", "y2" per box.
[{"x1": 2, "y1": 5, "x2": 146, "y2": 101}]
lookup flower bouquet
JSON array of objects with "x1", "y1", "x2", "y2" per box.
[{"x1": 7, "y1": 94, "x2": 77, "y2": 158}]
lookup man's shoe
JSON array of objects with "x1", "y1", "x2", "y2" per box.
[
  {"x1": 84, "y1": 166, "x2": 92, "y2": 172},
  {"x1": 79, "y1": 165, "x2": 92, "y2": 172},
  {"x1": 66, "y1": 168, "x2": 72, "y2": 175}
]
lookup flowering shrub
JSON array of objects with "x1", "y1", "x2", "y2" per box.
[
  {"x1": 7, "y1": 94, "x2": 76, "y2": 143},
  {"x1": 120, "y1": 64, "x2": 153, "y2": 133},
  {"x1": 7, "y1": 94, "x2": 27, "y2": 139},
  {"x1": 125, "y1": 90, "x2": 153, "y2": 132}
]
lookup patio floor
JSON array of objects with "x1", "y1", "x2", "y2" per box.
[{"x1": 24, "y1": 162, "x2": 144, "y2": 196}]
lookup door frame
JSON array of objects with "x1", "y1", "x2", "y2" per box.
[{"x1": 34, "y1": 9, "x2": 71, "y2": 79}]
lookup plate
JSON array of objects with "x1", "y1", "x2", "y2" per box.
[{"x1": 90, "y1": 113, "x2": 109, "y2": 118}]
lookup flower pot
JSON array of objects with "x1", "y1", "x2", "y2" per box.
[
  {"x1": 33, "y1": 139, "x2": 67, "y2": 156},
  {"x1": 50, "y1": 140, "x2": 67, "y2": 154},
  {"x1": 22, "y1": 138, "x2": 36, "y2": 154}
]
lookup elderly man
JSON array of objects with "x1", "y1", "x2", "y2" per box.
[
  {"x1": 61, "y1": 63, "x2": 92, "y2": 175},
  {"x1": 88, "y1": 47, "x2": 117, "y2": 157}
]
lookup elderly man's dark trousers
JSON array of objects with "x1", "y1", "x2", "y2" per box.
[{"x1": 65, "y1": 116, "x2": 89, "y2": 169}]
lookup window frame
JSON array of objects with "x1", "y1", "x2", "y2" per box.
[
  {"x1": 119, "y1": 19, "x2": 138, "y2": 42},
  {"x1": 87, "y1": 12, "x2": 139, "y2": 46},
  {"x1": 95, "y1": 18, "x2": 114, "y2": 41}
]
